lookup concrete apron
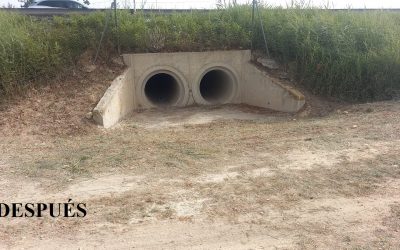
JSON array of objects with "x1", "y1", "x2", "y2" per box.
[{"x1": 93, "y1": 50, "x2": 305, "y2": 128}]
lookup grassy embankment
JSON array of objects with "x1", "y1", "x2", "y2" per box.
[{"x1": 0, "y1": 6, "x2": 399, "y2": 101}]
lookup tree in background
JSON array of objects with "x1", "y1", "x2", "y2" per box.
[
  {"x1": 20, "y1": 0, "x2": 34, "y2": 8},
  {"x1": 216, "y1": 0, "x2": 237, "y2": 9},
  {"x1": 0, "y1": 3, "x2": 16, "y2": 7}
]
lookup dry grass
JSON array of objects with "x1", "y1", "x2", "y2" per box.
[
  {"x1": 198, "y1": 153, "x2": 400, "y2": 219},
  {"x1": 0, "y1": 76, "x2": 399, "y2": 248}
]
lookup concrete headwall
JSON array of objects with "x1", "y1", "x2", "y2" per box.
[
  {"x1": 94, "y1": 50, "x2": 305, "y2": 128},
  {"x1": 123, "y1": 50, "x2": 249, "y2": 109}
]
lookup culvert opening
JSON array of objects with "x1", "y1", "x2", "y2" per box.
[
  {"x1": 144, "y1": 73, "x2": 181, "y2": 106},
  {"x1": 199, "y1": 69, "x2": 234, "y2": 104}
]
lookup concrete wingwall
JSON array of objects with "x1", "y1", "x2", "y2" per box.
[
  {"x1": 93, "y1": 50, "x2": 305, "y2": 128},
  {"x1": 242, "y1": 63, "x2": 305, "y2": 112},
  {"x1": 92, "y1": 68, "x2": 135, "y2": 128}
]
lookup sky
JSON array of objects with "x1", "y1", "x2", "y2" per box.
[{"x1": 1, "y1": 0, "x2": 400, "y2": 9}]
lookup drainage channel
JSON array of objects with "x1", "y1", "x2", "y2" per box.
[
  {"x1": 199, "y1": 69, "x2": 235, "y2": 104},
  {"x1": 144, "y1": 72, "x2": 182, "y2": 106}
]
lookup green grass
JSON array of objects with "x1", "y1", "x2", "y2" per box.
[
  {"x1": 258, "y1": 8, "x2": 400, "y2": 100},
  {"x1": 1, "y1": 5, "x2": 400, "y2": 101},
  {"x1": 0, "y1": 12, "x2": 64, "y2": 95}
]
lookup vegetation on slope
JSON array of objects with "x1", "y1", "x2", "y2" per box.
[{"x1": 0, "y1": 6, "x2": 400, "y2": 101}]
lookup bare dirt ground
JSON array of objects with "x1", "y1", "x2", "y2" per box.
[{"x1": 0, "y1": 66, "x2": 399, "y2": 249}]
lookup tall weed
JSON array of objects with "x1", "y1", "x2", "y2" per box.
[{"x1": 0, "y1": 6, "x2": 399, "y2": 101}]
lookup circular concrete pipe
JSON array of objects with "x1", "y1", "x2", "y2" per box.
[
  {"x1": 194, "y1": 67, "x2": 237, "y2": 105},
  {"x1": 142, "y1": 70, "x2": 188, "y2": 107}
]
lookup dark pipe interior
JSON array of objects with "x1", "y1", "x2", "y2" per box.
[
  {"x1": 144, "y1": 73, "x2": 180, "y2": 106},
  {"x1": 199, "y1": 70, "x2": 233, "y2": 104}
]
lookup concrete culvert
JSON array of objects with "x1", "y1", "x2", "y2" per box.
[
  {"x1": 144, "y1": 73, "x2": 181, "y2": 106},
  {"x1": 199, "y1": 69, "x2": 234, "y2": 104}
]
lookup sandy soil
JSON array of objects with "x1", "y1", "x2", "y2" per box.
[{"x1": 0, "y1": 66, "x2": 399, "y2": 249}]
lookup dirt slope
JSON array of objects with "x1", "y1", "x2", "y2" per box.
[{"x1": 0, "y1": 66, "x2": 399, "y2": 249}]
